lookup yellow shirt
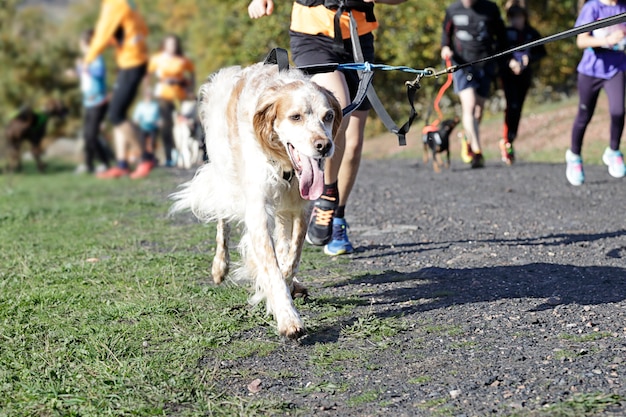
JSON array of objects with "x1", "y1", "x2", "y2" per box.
[
  {"x1": 290, "y1": 3, "x2": 378, "y2": 39},
  {"x1": 85, "y1": 0, "x2": 148, "y2": 69},
  {"x1": 148, "y1": 52, "x2": 195, "y2": 101}
]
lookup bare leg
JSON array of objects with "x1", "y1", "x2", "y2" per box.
[
  {"x1": 311, "y1": 71, "x2": 351, "y2": 184},
  {"x1": 458, "y1": 88, "x2": 485, "y2": 154},
  {"x1": 337, "y1": 110, "x2": 368, "y2": 207},
  {"x1": 112, "y1": 121, "x2": 138, "y2": 161}
]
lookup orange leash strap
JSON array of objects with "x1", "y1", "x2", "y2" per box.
[
  {"x1": 422, "y1": 57, "x2": 453, "y2": 135},
  {"x1": 433, "y1": 57, "x2": 453, "y2": 123}
]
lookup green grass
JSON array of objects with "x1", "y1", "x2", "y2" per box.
[
  {"x1": 407, "y1": 375, "x2": 432, "y2": 385},
  {"x1": 0, "y1": 164, "x2": 321, "y2": 415},
  {"x1": 559, "y1": 332, "x2": 614, "y2": 343},
  {"x1": 2, "y1": 160, "x2": 624, "y2": 416},
  {"x1": 511, "y1": 393, "x2": 624, "y2": 417},
  {"x1": 346, "y1": 390, "x2": 380, "y2": 407},
  {"x1": 341, "y1": 315, "x2": 407, "y2": 343}
]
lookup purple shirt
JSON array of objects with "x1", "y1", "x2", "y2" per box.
[{"x1": 576, "y1": 0, "x2": 626, "y2": 79}]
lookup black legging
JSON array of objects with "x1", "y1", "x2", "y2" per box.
[
  {"x1": 83, "y1": 102, "x2": 111, "y2": 171},
  {"x1": 571, "y1": 71, "x2": 625, "y2": 155},
  {"x1": 158, "y1": 99, "x2": 176, "y2": 162},
  {"x1": 502, "y1": 70, "x2": 532, "y2": 143}
]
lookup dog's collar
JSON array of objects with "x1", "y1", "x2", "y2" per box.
[{"x1": 282, "y1": 169, "x2": 295, "y2": 182}]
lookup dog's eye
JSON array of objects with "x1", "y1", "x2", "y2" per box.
[
  {"x1": 323, "y1": 111, "x2": 334, "y2": 123},
  {"x1": 289, "y1": 114, "x2": 302, "y2": 121}
]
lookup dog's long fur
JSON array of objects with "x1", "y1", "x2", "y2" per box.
[
  {"x1": 170, "y1": 63, "x2": 341, "y2": 339},
  {"x1": 4, "y1": 100, "x2": 67, "y2": 172}
]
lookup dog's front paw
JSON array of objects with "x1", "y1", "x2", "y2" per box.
[{"x1": 277, "y1": 310, "x2": 306, "y2": 340}]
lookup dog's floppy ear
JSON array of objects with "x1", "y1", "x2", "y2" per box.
[
  {"x1": 315, "y1": 85, "x2": 343, "y2": 138},
  {"x1": 253, "y1": 87, "x2": 287, "y2": 158}
]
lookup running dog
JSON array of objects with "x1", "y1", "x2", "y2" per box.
[
  {"x1": 422, "y1": 117, "x2": 459, "y2": 172},
  {"x1": 4, "y1": 100, "x2": 68, "y2": 172},
  {"x1": 170, "y1": 63, "x2": 341, "y2": 339},
  {"x1": 172, "y1": 100, "x2": 203, "y2": 169}
]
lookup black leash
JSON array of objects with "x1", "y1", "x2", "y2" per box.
[
  {"x1": 347, "y1": 11, "x2": 419, "y2": 146},
  {"x1": 435, "y1": 12, "x2": 626, "y2": 76},
  {"x1": 262, "y1": 11, "x2": 626, "y2": 146}
]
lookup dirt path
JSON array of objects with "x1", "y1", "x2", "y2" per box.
[{"x1": 207, "y1": 156, "x2": 626, "y2": 416}]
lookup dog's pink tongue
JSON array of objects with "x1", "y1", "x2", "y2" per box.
[{"x1": 299, "y1": 156, "x2": 324, "y2": 200}]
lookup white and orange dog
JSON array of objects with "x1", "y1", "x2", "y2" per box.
[
  {"x1": 172, "y1": 100, "x2": 203, "y2": 169},
  {"x1": 171, "y1": 62, "x2": 341, "y2": 339}
]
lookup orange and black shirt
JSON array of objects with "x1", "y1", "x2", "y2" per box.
[
  {"x1": 290, "y1": 2, "x2": 378, "y2": 39},
  {"x1": 148, "y1": 52, "x2": 195, "y2": 101},
  {"x1": 85, "y1": 0, "x2": 149, "y2": 69}
]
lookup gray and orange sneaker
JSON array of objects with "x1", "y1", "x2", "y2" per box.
[{"x1": 306, "y1": 195, "x2": 337, "y2": 246}]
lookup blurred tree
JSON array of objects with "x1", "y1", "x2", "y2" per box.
[
  {"x1": 1, "y1": 0, "x2": 585, "y2": 138},
  {"x1": 0, "y1": 0, "x2": 78, "y2": 136}
]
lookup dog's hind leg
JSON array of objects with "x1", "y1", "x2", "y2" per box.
[
  {"x1": 6, "y1": 143, "x2": 21, "y2": 172},
  {"x1": 32, "y1": 144, "x2": 46, "y2": 172},
  {"x1": 211, "y1": 219, "x2": 230, "y2": 284}
]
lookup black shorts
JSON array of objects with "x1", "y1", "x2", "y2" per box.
[
  {"x1": 108, "y1": 63, "x2": 147, "y2": 126},
  {"x1": 452, "y1": 62, "x2": 496, "y2": 98},
  {"x1": 290, "y1": 31, "x2": 374, "y2": 111}
]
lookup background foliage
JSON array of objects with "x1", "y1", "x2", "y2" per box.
[{"x1": 1, "y1": 0, "x2": 582, "y2": 136}]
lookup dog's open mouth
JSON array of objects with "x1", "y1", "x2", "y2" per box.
[{"x1": 287, "y1": 143, "x2": 325, "y2": 200}]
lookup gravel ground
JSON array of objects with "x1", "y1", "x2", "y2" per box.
[{"x1": 203, "y1": 158, "x2": 626, "y2": 416}]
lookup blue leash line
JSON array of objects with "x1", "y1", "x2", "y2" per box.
[{"x1": 334, "y1": 62, "x2": 435, "y2": 76}]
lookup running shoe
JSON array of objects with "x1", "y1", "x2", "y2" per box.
[
  {"x1": 460, "y1": 134, "x2": 473, "y2": 164},
  {"x1": 96, "y1": 166, "x2": 129, "y2": 179},
  {"x1": 306, "y1": 195, "x2": 337, "y2": 246},
  {"x1": 95, "y1": 164, "x2": 108, "y2": 174},
  {"x1": 74, "y1": 164, "x2": 88, "y2": 175},
  {"x1": 323, "y1": 217, "x2": 354, "y2": 256},
  {"x1": 471, "y1": 153, "x2": 484, "y2": 169},
  {"x1": 130, "y1": 160, "x2": 155, "y2": 179},
  {"x1": 565, "y1": 149, "x2": 585, "y2": 186},
  {"x1": 602, "y1": 147, "x2": 625, "y2": 178},
  {"x1": 499, "y1": 138, "x2": 515, "y2": 165}
]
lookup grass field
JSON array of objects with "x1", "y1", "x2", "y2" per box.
[
  {"x1": 0, "y1": 165, "x2": 321, "y2": 416},
  {"x1": 1, "y1": 160, "x2": 624, "y2": 416}
]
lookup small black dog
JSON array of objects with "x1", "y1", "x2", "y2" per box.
[
  {"x1": 422, "y1": 117, "x2": 459, "y2": 172},
  {"x1": 4, "y1": 100, "x2": 68, "y2": 172}
]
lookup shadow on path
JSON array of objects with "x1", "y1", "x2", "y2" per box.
[
  {"x1": 303, "y1": 262, "x2": 626, "y2": 344},
  {"x1": 353, "y1": 228, "x2": 626, "y2": 260},
  {"x1": 335, "y1": 262, "x2": 626, "y2": 314}
]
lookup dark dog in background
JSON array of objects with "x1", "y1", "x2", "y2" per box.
[
  {"x1": 4, "y1": 99, "x2": 68, "y2": 172},
  {"x1": 422, "y1": 117, "x2": 459, "y2": 172}
]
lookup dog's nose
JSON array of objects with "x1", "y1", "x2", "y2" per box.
[{"x1": 314, "y1": 139, "x2": 332, "y2": 156}]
